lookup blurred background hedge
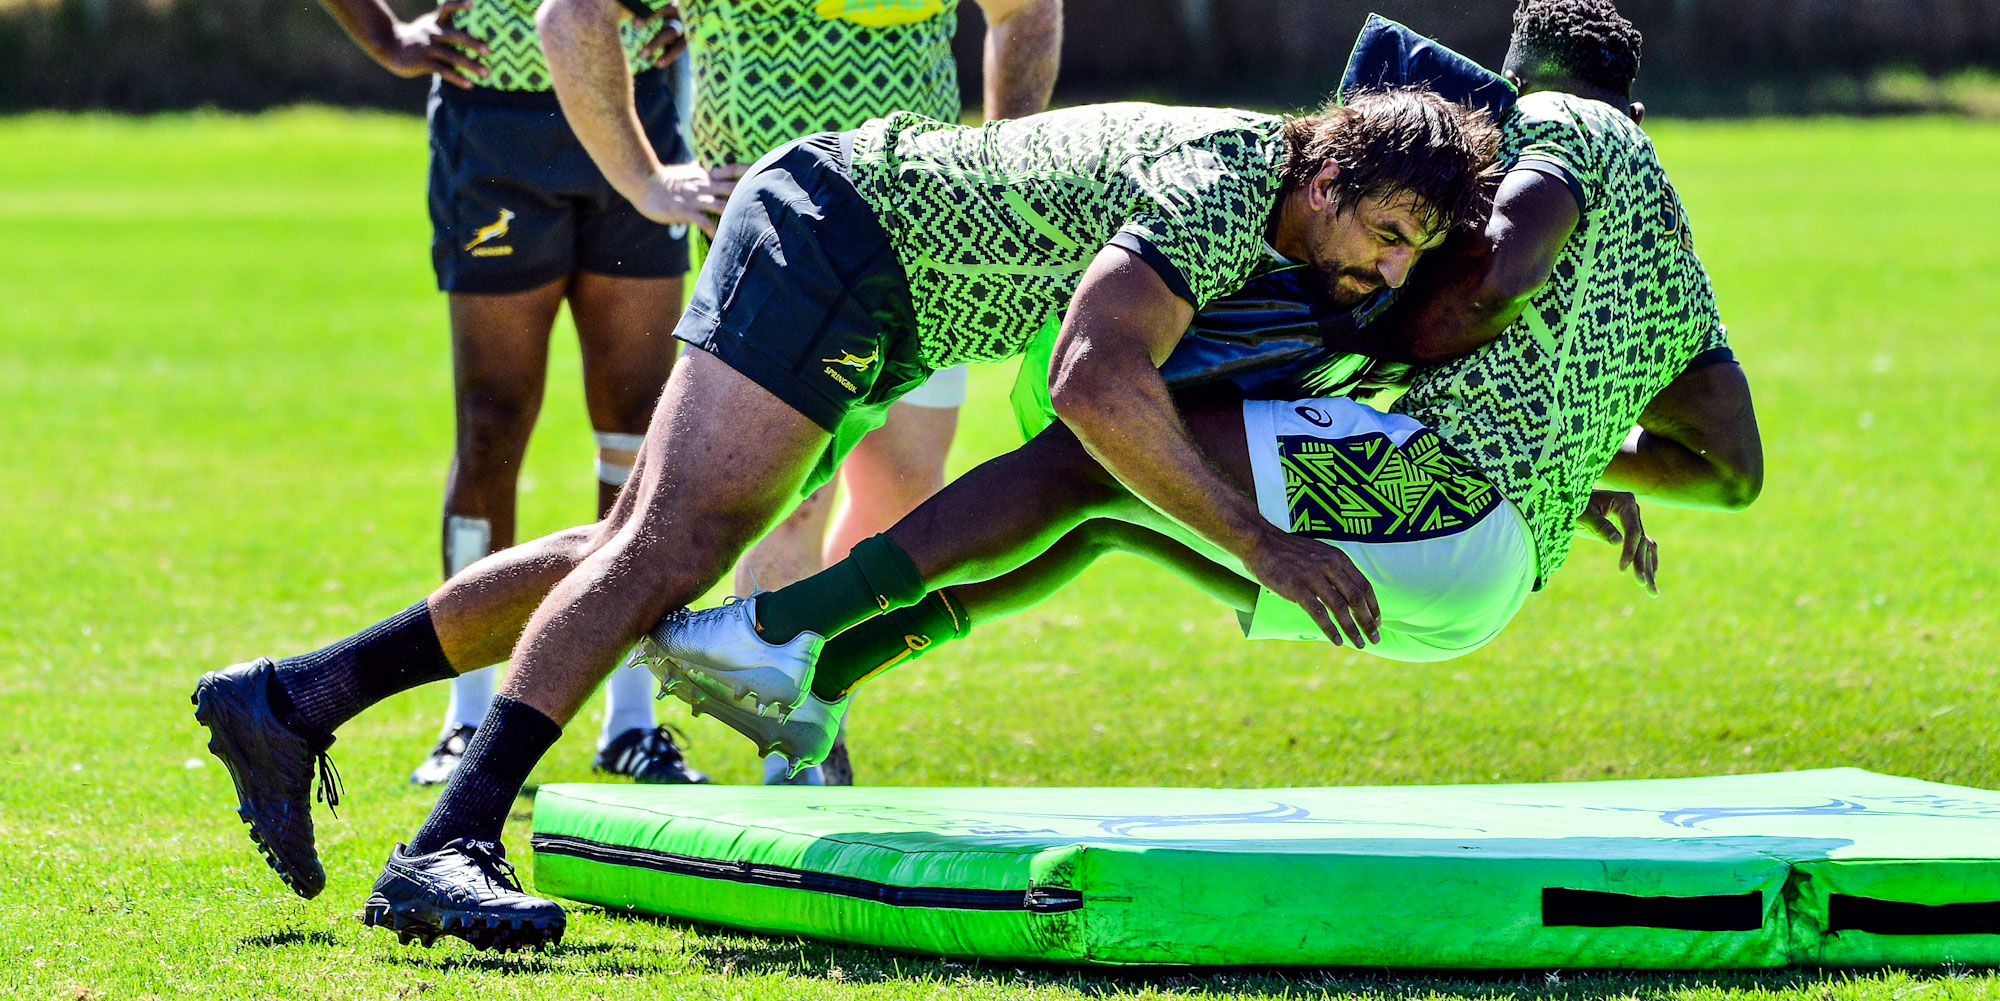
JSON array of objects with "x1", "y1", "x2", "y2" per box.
[{"x1": 2, "y1": 0, "x2": 1997, "y2": 115}]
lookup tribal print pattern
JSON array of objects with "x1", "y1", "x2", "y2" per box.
[{"x1": 1278, "y1": 430, "x2": 1499, "y2": 544}]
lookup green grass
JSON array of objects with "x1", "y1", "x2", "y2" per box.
[{"x1": 2, "y1": 108, "x2": 1998, "y2": 999}]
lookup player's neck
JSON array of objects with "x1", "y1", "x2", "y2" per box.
[
  {"x1": 1520, "y1": 76, "x2": 1630, "y2": 111},
  {"x1": 1266, "y1": 188, "x2": 1311, "y2": 262}
]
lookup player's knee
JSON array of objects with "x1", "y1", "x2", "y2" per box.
[
  {"x1": 457, "y1": 393, "x2": 540, "y2": 462},
  {"x1": 593, "y1": 430, "x2": 644, "y2": 491}
]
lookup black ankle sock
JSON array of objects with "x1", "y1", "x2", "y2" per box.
[
  {"x1": 408, "y1": 695, "x2": 562, "y2": 854},
  {"x1": 268, "y1": 601, "x2": 457, "y2": 739},
  {"x1": 810, "y1": 589, "x2": 969, "y2": 702},
  {"x1": 755, "y1": 534, "x2": 927, "y2": 643}
]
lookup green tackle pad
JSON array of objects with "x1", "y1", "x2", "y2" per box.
[{"x1": 530, "y1": 769, "x2": 2000, "y2": 968}]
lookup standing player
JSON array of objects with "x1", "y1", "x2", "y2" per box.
[
  {"x1": 649, "y1": 0, "x2": 1763, "y2": 773},
  {"x1": 315, "y1": 0, "x2": 728, "y2": 785},
  {"x1": 535, "y1": 0, "x2": 1062, "y2": 783}
]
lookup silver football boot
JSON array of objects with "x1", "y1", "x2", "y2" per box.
[
  {"x1": 653, "y1": 655, "x2": 848, "y2": 779},
  {"x1": 638, "y1": 596, "x2": 822, "y2": 719}
]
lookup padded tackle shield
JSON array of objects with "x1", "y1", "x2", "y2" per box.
[{"x1": 532, "y1": 769, "x2": 2000, "y2": 967}]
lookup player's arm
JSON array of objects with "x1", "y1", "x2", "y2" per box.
[
  {"x1": 971, "y1": 0, "x2": 1061, "y2": 121},
  {"x1": 1360, "y1": 166, "x2": 1580, "y2": 364},
  {"x1": 1598, "y1": 359, "x2": 1763, "y2": 511},
  {"x1": 1049, "y1": 246, "x2": 1382, "y2": 648},
  {"x1": 537, "y1": 0, "x2": 732, "y2": 233},
  {"x1": 319, "y1": 0, "x2": 489, "y2": 89}
]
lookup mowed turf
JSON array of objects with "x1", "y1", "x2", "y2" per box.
[{"x1": 0, "y1": 109, "x2": 1996, "y2": 999}]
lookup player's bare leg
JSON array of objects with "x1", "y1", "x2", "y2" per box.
[
  {"x1": 361, "y1": 349, "x2": 831, "y2": 946},
  {"x1": 571, "y1": 271, "x2": 706, "y2": 783},
  {"x1": 413, "y1": 281, "x2": 567, "y2": 785}
]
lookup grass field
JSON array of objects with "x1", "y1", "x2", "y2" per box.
[{"x1": 1, "y1": 109, "x2": 1998, "y2": 999}]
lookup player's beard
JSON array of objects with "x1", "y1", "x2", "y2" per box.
[{"x1": 1309, "y1": 264, "x2": 1384, "y2": 310}]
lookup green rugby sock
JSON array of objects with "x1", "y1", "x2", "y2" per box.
[
  {"x1": 810, "y1": 589, "x2": 970, "y2": 702},
  {"x1": 753, "y1": 534, "x2": 928, "y2": 644}
]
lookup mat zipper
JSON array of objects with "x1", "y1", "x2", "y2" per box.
[{"x1": 531, "y1": 833, "x2": 1084, "y2": 913}]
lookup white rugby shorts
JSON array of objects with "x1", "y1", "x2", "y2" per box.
[{"x1": 1234, "y1": 397, "x2": 1534, "y2": 660}]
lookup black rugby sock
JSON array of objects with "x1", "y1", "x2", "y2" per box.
[
  {"x1": 809, "y1": 589, "x2": 970, "y2": 702},
  {"x1": 407, "y1": 695, "x2": 561, "y2": 854},
  {"x1": 753, "y1": 534, "x2": 927, "y2": 644},
  {"x1": 268, "y1": 601, "x2": 457, "y2": 739}
]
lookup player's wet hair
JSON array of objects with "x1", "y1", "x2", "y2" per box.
[
  {"x1": 1504, "y1": 0, "x2": 1642, "y2": 97},
  {"x1": 1280, "y1": 88, "x2": 1501, "y2": 238}
]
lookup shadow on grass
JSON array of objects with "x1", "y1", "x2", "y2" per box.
[
  {"x1": 372, "y1": 939, "x2": 668, "y2": 978},
  {"x1": 591, "y1": 908, "x2": 1996, "y2": 998},
  {"x1": 238, "y1": 928, "x2": 339, "y2": 949}
]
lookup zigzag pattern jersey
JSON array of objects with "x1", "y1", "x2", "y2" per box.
[
  {"x1": 850, "y1": 103, "x2": 1291, "y2": 368},
  {"x1": 1278, "y1": 430, "x2": 1500, "y2": 543},
  {"x1": 459, "y1": 0, "x2": 665, "y2": 91},
  {"x1": 1392, "y1": 92, "x2": 1731, "y2": 588},
  {"x1": 618, "y1": 0, "x2": 963, "y2": 166}
]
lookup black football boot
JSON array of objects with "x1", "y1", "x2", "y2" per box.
[
  {"x1": 363, "y1": 838, "x2": 565, "y2": 952},
  {"x1": 191, "y1": 658, "x2": 342, "y2": 899}
]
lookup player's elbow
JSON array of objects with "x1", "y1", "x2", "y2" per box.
[{"x1": 1716, "y1": 459, "x2": 1762, "y2": 512}]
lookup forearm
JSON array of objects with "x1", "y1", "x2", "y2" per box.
[
  {"x1": 540, "y1": 0, "x2": 659, "y2": 202},
  {"x1": 981, "y1": 0, "x2": 1060, "y2": 120},
  {"x1": 1597, "y1": 429, "x2": 1757, "y2": 511},
  {"x1": 1053, "y1": 361, "x2": 1267, "y2": 562},
  {"x1": 319, "y1": 0, "x2": 399, "y2": 60}
]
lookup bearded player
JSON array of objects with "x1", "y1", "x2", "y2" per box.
[{"x1": 647, "y1": 0, "x2": 1763, "y2": 774}]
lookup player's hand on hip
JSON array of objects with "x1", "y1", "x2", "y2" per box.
[
  {"x1": 376, "y1": 0, "x2": 489, "y2": 89},
  {"x1": 1245, "y1": 529, "x2": 1381, "y2": 648},
  {"x1": 1576, "y1": 489, "x2": 1658, "y2": 595},
  {"x1": 636, "y1": 163, "x2": 736, "y2": 235},
  {"x1": 637, "y1": 6, "x2": 687, "y2": 68}
]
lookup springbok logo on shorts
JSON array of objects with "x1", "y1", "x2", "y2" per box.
[
  {"x1": 464, "y1": 208, "x2": 516, "y2": 256},
  {"x1": 821, "y1": 349, "x2": 879, "y2": 373}
]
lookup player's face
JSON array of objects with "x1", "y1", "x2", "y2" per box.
[{"x1": 1302, "y1": 189, "x2": 1446, "y2": 308}]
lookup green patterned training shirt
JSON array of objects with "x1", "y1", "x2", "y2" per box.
[
  {"x1": 1392, "y1": 91, "x2": 1733, "y2": 588},
  {"x1": 462, "y1": 0, "x2": 665, "y2": 91},
  {"x1": 639, "y1": 0, "x2": 963, "y2": 166},
  {"x1": 849, "y1": 103, "x2": 1293, "y2": 368}
]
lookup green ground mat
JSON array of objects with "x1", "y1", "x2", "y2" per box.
[{"x1": 530, "y1": 769, "x2": 2000, "y2": 968}]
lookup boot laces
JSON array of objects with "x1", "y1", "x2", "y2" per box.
[
  {"x1": 459, "y1": 839, "x2": 522, "y2": 891},
  {"x1": 313, "y1": 750, "x2": 344, "y2": 818}
]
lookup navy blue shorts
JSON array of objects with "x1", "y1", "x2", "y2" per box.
[
  {"x1": 675, "y1": 133, "x2": 929, "y2": 440},
  {"x1": 426, "y1": 69, "x2": 692, "y2": 294}
]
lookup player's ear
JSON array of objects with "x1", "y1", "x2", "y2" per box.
[
  {"x1": 1502, "y1": 68, "x2": 1526, "y2": 91},
  {"x1": 1310, "y1": 160, "x2": 1342, "y2": 210},
  {"x1": 1627, "y1": 101, "x2": 1645, "y2": 124}
]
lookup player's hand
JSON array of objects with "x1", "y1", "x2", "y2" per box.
[
  {"x1": 1576, "y1": 489, "x2": 1658, "y2": 594},
  {"x1": 374, "y1": 0, "x2": 489, "y2": 89},
  {"x1": 634, "y1": 162, "x2": 736, "y2": 235},
  {"x1": 637, "y1": 4, "x2": 687, "y2": 69},
  {"x1": 1244, "y1": 529, "x2": 1381, "y2": 648}
]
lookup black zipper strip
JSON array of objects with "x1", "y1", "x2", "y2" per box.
[{"x1": 531, "y1": 833, "x2": 1084, "y2": 914}]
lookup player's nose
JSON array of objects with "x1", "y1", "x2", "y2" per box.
[{"x1": 1378, "y1": 248, "x2": 1418, "y2": 290}]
